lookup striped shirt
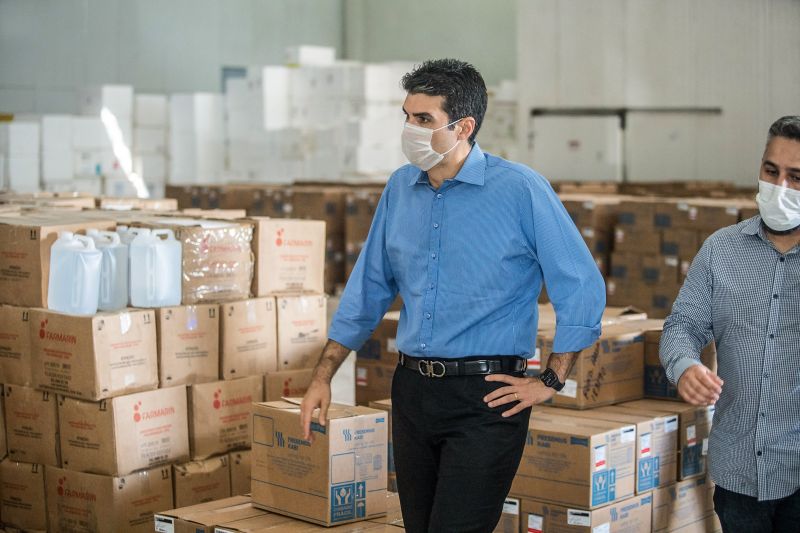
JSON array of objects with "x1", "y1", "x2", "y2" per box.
[
  {"x1": 329, "y1": 143, "x2": 605, "y2": 358},
  {"x1": 661, "y1": 215, "x2": 800, "y2": 501}
]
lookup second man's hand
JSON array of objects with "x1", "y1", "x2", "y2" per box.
[{"x1": 299, "y1": 339, "x2": 352, "y2": 441}]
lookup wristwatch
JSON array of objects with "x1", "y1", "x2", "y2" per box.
[{"x1": 539, "y1": 368, "x2": 565, "y2": 392}]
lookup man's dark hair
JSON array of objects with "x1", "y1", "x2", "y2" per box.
[
  {"x1": 767, "y1": 116, "x2": 800, "y2": 145},
  {"x1": 401, "y1": 59, "x2": 488, "y2": 145}
]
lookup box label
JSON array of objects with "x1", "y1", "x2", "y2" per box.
[
  {"x1": 638, "y1": 456, "x2": 660, "y2": 492},
  {"x1": 682, "y1": 444, "x2": 702, "y2": 478},
  {"x1": 330, "y1": 481, "x2": 367, "y2": 523},
  {"x1": 665, "y1": 416, "x2": 678, "y2": 433},
  {"x1": 568, "y1": 509, "x2": 591, "y2": 526},
  {"x1": 593, "y1": 523, "x2": 610, "y2": 533},
  {"x1": 591, "y1": 468, "x2": 616, "y2": 506},
  {"x1": 527, "y1": 514, "x2": 543, "y2": 533},
  {"x1": 502, "y1": 498, "x2": 519, "y2": 515},
  {"x1": 640, "y1": 432, "x2": 652, "y2": 458},
  {"x1": 686, "y1": 424, "x2": 697, "y2": 446},
  {"x1": 557, "y1": 379, "x2": 578, "y2": 398},
  {"x1": 594, "y1": 444, "x2": 607, "y2": 471},
  {"x1": 153, "y1": 516, "x2": 175, "y2": 533}
]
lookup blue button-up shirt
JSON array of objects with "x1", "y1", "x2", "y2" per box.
[
  {"x1": 329, "y1": 143, "x2": 605, "y2": 358},
  {"x1": 661, "y1": 215, "x2": 800, "y2": 501}
]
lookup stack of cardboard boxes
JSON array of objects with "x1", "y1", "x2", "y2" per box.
[{"x1": 0, "y1": 203, "x2": 338, "y2": 532}]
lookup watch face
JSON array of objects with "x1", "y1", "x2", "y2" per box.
[{"x1": 541, "y1": 369, "x2": 557, "y2": 386}]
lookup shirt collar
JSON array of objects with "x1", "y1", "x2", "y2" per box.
[
  {"x1": 741, "y1": 215, "x2": 762, "y2": 236},
  {"x1": 408, "y1": 143, "x2": 487, "y2": 187}
]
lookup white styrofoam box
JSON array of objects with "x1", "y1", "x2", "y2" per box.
[
  {"x1": 530, "y1": 115, "x2": 622, "y2": 182},
  {"x1": 351, "y1": 63, "x2": 412, "y2": 103},
  {"x1": 330, "y1": 350, "x2": 356, "y2": 406},
  {"x1": 42, "y1": 149, "x2": 74, "y2": 182},
  {"x1": 249, "y1": 66, "x2": 290, "y2": 131},
  {"x1": 133, "y1": 153, "x2": 166, "y2": 180},
  {"x1": 134, "y1": 94, "x2": 168, "y2": 127},
  {"x1": 71, "y1": 116, "x2": 133, "y2": 151},
  {"x1": 73, "y1": 149, "x2": 105, "y2": 177},
  {"x1": 225, "y1": 110, "x2": 258, "y2": 140},
  {"x1": 79, "y1": 84, "x2": 134, "y2": 118},
  {"x1": 168, "y1": 134, "x2": 224, "y2": 184},
  {"x1": 343, "y1": 144, "x2": 405, "y2": 174},
  {"x1": 133, "y1": 127, "x2": 167, "y2": 154},
  {"x1": 41, "y1": 115, "x2": 73, "y2": 152},
  {"x1": 169, "y1": 93, "x2": 224, "y2": 136},
  {"x1": 491, "y1": 80, "x2": 518, "y2": 103},
  {"x1": 0, "y1": 122, "x2": 40, "y2": 155},
  {"x1": 224, "y1": 78, "x2": 252, "y2": 112},
  {"x1": 285, "y1": 45, "x2": 335, "y2": 66},
  {"x1": 347, "y1": 117, "x2": 404, "y2": 147},
  {"x1": 1, "y1": 155, "x2": 40, "y2": 193},
  {"x1": 362, "y1": 101, "x2": 404, "y2": 121},
  {"x1": 103, "y1": 176, "x2": 139, "y2": 197}
]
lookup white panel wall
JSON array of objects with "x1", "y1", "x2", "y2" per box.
[
  {"x1": 0, "y1": 0, "x2": 343, "y2": 114},
  {"x1": 517, "y1": 0, "x2": 800, "y2": 185},
  {"x1": 343, "y1": 0, "x2": 516, "y2": 85}
]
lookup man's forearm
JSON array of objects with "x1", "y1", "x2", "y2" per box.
[
  {"x1": 547, "y1": 351, "x2": 579, "y2": 382},
  {"x1": 311, "y1": 340, "x2": 352, "y2": 384}
]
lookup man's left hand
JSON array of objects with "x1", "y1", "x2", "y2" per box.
[{"x1": 483, "y1": 374, "x2": 556, "y2": 418}]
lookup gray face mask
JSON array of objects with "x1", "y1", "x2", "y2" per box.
[{"x1": 401, "y1": 118, "x2": 462, "y2": 171}]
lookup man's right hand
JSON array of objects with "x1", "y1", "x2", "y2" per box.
[
  {"x1": 678, "y1": 364, "x2": 723, "y2": 406},
  {"x1": 300, "y1": 378, "x2": 332, "y2": 441}
]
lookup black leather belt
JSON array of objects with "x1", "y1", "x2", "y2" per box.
[{"x1": 399, "y1": 352, "x2": 526, "y2": 378}]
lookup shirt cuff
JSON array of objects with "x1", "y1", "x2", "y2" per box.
[
  {"x1": 327, "y1": 328, "x2": 363, "y2": 354},
  {"x1": 670, "y1": 357, "x2": 703, "y2": 385},
  {"x1": 552, "y1": 324, "x2": 601, "y2": 353}
]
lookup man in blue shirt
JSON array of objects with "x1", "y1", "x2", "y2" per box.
[{"x1": 301, "y1": 59, "x2": 605, "y2": 532}]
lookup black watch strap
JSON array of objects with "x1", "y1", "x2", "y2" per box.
[{"x1": 539, "y1": 368, "x2": 565, "y2": 392}]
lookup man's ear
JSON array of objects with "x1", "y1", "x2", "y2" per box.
[{"x1": 458, "y1": 117, "x2": 476, "y2": 141}]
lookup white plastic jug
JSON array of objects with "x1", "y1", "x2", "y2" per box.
[
  {"x1": 47, "y1": 231, "x2": 102, "y2": 315},
  {"x1": 88, "y1": 230, "x2": 129, "y2": 312},
  {"x1": 129, "y1": 228, "x2": 182, "y2": 307}
]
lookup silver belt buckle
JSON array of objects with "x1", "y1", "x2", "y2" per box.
[{"x1": 418, "y1": 359, "x2": 446, "y2": 378}]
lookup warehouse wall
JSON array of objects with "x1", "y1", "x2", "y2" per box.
[
  {"x1": 343, "y1": 0, "x2": 517, "y2": 85},
  {"x1": 0, "y1": 0, "x2": 343, "y2": 114},
  {"x1": 518, "y1": 0, "x2": 800, "y2": 185}
]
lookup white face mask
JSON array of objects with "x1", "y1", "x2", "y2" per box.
[
  {"x1": 756, "y1": 179, "x2": 800, "y2": 232},
  {"x1": 401, "y1": 118, "x2": 463, "y2": 171}
]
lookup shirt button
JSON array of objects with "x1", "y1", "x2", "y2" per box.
[
  {"x1": 780, "y1": 257, "x2": 785, "y2": 262},
  {"x1": 433, "y1": 223, "x2": 439, "y2": 229},
  {"x1": 764, "y1": 373, "x2": 770, "y2": 379},
  {"x1": 757, "y1": 451, "x2": 763, "y2": 457},
  {"x1": 773, "y1": 294, "x2": 779, "y2": 299},
  {"x1": 421, "y1": 343, "x2": 427, "y2": 349},
  {"x1": 431, "y1": 253, "x2": 437, "y2": 259},
  {"x1": 429, "y1": 283, "x2": 434, "y2": 290},
  {"x1": 425, "y1": 313, "x2": 431, "y2": 319},
  {"x1": 436, "y1": 193, "x2": 443, "y2": 199},
  {"x1": 769, "y1": 334, "x2": 775, "y2": 339},
  {"x1": 760, "y1": 412, "x2": 766, "y2": 418}
]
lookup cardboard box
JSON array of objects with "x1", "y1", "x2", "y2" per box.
[
  {"x1": 59, "y1": 385, "x2": 189, "y2": 476},
  {"x1": 251, "y1": 400, "x2": 388, "y2": 526},
  {"x1": 493, "y1": 498, "x2": 520, "y2": 533},
  {"x1": 139, "y1": 218, "x2": 254, "y2": 304},
  {"x1": 154, "y1": 496, "x2": 269, "y2": 533},
  {"x1": 46, "y1": 464, "x2": 173, "y2": 533},
  {"x1": 264, "y1": 368, "x2": 314, "y2": 401},
  {"x1": 173, "y1": 455, "x2": 232, "y2": 508},
  {"x1": 0, "y1": 460, "x2": 47, "y2": 531},
  {"x1": 30, "y1": 308, "x2": 159, "y2": 400},
  {"x1": 613, "y1": 400, "x2": 713, "y2": 481},
  {"x1": 5, "y1": 385, "x2": 60, "y2": 466},
  {"x1": 250, "y1": 217, "x2": 326, "y2": 296},
  {"x1": 356, "y1": 363, "x2": 396, "y2": 406},
  {"x1": 537, "y1": 320, "x2": 660, "y2": 409},
  {"x1": 220, "y1": 297, "x2": 278, "y2": 378},
  {"x1": 0, "y1": 215, "x2": 114, "y2": 307},
  {"x1": 670, "y1": 199, "x2": 740, "y2": 231},
  {"x1": 344, "y1": 189, "x2": 383, "y2": 278},
  {"x1": 617, "y1": 199, "x2": 680, "y2": 229},
  {"x1": 0, "y1": 385, "x2": 5, "y2": 458},
  {"x1": 510, "y1": 414, "x2": 636, "y2": 508},
  {"x1": 644, "y1": 325, "x2": 717, "y2": 400},
  {"x1": 0, "y1": 305, "x2": 33, "y2": 386},
  {"x1": 536, "y1": 406, "x2": 678, "y2": 493},
  {"x1": 212, "y1": 512, "x2": 299, "y2": 532},
  {"x1": 641, "y1": 255, "x2": 680, "y2": 286},
  {"x1": 521, "y1": 492, "x2": 652, "y2": 533},
  {"x1": 614, "y1": 226, "x2": 661, "y2": 255},
  {"x1": 229, "y1": 450, "x2": 251, "y2": 496},
  {"x1": 653, "y1": 477, "x2": 721, "y2": 533},
  {"x1": 276, "y1": 294, "x2": 327, "y2": 371},
  {"x1": 661, "y1": 228, "x2": 701, "y2": 258},
  {"x1": 188, "y1": 376, "x2": 264, "y2": 460},
  {"x1": 369, "y1": 399, "x2": 394, "y2": 481},
  {"x1": 357, "y1": 312, "x2": 400, "y2": 367},
  {"x1": 157, "y1": 304, "x2": 220, "y2": 386}
]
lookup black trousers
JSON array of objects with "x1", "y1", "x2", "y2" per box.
[
  {"x1": 714, "y1": 485, "x2": 800, "y2": 533},
  {"x1": 391, "y1": 363, "x2": 531, "y2": 533}
]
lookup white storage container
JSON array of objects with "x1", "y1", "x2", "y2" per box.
[{"x1": 47, "y1": 232, "x2": 102, "y2": 315}]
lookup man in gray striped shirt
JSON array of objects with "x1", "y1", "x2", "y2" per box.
[{"x1": 661, "y1": 116, "x2": 800, "y2": 533}]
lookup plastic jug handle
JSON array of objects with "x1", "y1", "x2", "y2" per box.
[
  {"x1": 97, "y1": 231, "x2": 121, "y2": 246},
  {"x1": 146, "y1": 246, "x2": 156, "y2": 301},
  {"x1": 73, "y1": 235, "x2": 96, "y2": 250}
]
